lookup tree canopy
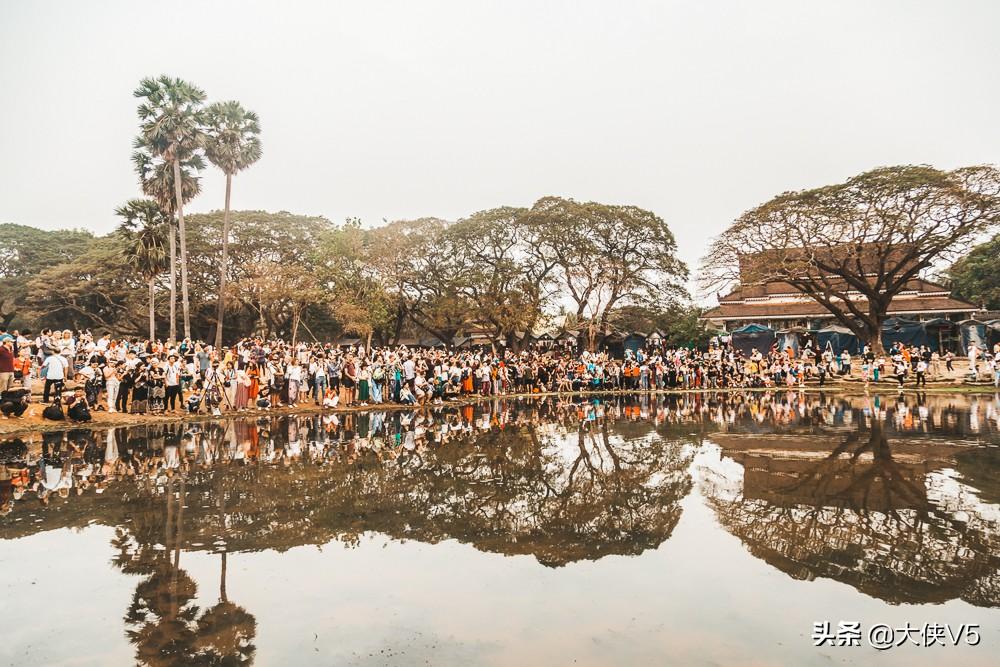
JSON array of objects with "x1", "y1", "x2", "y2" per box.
[
  {"x1": 946, "y1": 233, "x2": 1000, "y2": 311},
  {"x1": 4, "y1": 197, "x2": 694, "y2": 346},
  {"x1": 701, "y1": 165, "x2": 1000, "y2": 351}
]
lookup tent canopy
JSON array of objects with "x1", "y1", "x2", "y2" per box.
[
  {"x1": 815, "y1": 324, "x2": 862, "y2": 355},
  {"x1": 732, "y1": 323, "x2": 774, "y2": 335},
  {"x1": 959, "y1": 319, "x2": 988, "y2": 355},
  {"x1": 731, "y1": 323, "x2": 776, "y2": 355},
  {"x1": 881, "y1": 317, "x2": 932, "y2": 351}
]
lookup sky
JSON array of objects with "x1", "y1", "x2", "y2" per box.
[{"x1": 1, "y1": 0, "x2": 998, "y2": 299}]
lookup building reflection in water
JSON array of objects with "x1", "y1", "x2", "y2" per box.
[
  {"x1": 698, "y1": 394, "x2": 1000, "y2": 607},
  {"x1": 1, "y1": 391, "x2": 999, "y2": 664}
]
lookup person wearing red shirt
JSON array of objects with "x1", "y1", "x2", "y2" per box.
[{"x1": 0, "y1": 338, "x2": 16, "y2": 393}]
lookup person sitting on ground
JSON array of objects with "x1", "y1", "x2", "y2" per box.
[
  {"x1": 65, "y1": 388, "x2": 92, "y2": 422},
  {"x1": 322, "y1": 386, "x2": 339, "y2": 408},
  {"x1": 187, "y1": 380, "x2": 205, "y2": 414}
]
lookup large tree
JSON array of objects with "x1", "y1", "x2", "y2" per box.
[
  {"x1": 369, "y1": 218, "x2": 471, "y2": 344},
  {"x1": 525, "y1": 196, "x2": 688, "y2": 350},
  {"x1": 204, "y1": 101, "x2": 262, "y2": 348},
  {"x1": 116, "y1": 199, "x2": 170, "y2": 341},
  {"x1": 316, "y1": 218, "x2": 397, "y2": 347},
  {"x1": 448, "y1": 207, "x2": 558, "y2": 347},
  {"x1": 134, "y1": 75, "x2": 207, "y2": 342},
  {"x1": 22, "y1": 235, "x2": 147, "y2": 333},
  {"x1": 701, "y1": 165, "x2": 1000, "y2": 354},
  {"x1": 186, "y1": 210, "x2": 333, "y2": 340},
  {"x1": 0, "y1": 223, "x2": 92, "y2": 328},
  {"x1": 946, "y1": 233, "x2": 1000, "y2": 311}
]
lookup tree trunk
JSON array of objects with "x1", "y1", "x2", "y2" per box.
[
  {"x1": 168, "y1": 221, "x2": 177, "y2": 343},
  {"x1": 173, "y1": 159, "x2": 192, "y2": 341},
  {"x1": 148, "y1": 277, "x2": 156, "y2": 341},
  {"x1": 866, "y1": 303, "x2": 886, "y2": 356},
  {"x1": 214, "y1": 173, "x2": 233, "y2": 350},
  {"x1": 220, "y1": 551, "x2": 228, "y2": 603}
]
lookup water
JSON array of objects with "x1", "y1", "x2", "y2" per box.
[{"x1": 1, "y1": 391, "x2": 999, "y2": 666}]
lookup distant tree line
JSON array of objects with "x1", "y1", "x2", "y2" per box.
[{"x1": 0, "y1": 200, "x2": 705, "y2": 349}]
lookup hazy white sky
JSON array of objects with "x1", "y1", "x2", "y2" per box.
[{"x1": 2, "y1": 0, "x2": 998, "y2": 280}]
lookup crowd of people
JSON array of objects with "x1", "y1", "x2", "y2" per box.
[{"x1": 1, "y1": 326, "x2": 999, "y2": 424}]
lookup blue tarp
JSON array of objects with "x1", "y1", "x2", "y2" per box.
[
  {"x1": 960, "y1": 320, "x2": 988, "y2": 355},
  {"x1": 624, "y1": 334, "x2": 646, "y2": 356},
  {"x1": 776, "y1": 329, "x2": 804, "y2": 356},
  {"x1": 881, "y1": 317, "x2": 931, "y2": 351},
  {"x1": 731, "y1": 324, "x2": 776, "y2": 355},
  {"x1": 815, "y1": 324, "x2": 862, "y2": 355},
  {"x1": 987, "y1": 320, "x2": 1000, "y2": 350}
]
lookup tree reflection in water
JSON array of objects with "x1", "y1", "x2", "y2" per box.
[
  {"x1": 113, "y1": 474, "x2": 257, "y2": 666},
  {"x1": 93, "y1": 399, "x2": 692, "y2": 665},
  {"x1": 703, "y1": 413, "x2": 1000, "y2": 607},
  {"x1": 1, "y1": 392, "x2": 999, "y2": 664}
]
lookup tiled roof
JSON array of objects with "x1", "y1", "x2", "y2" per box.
[
  {"x1": 704, "y1": 295, "x2": 979, "y2": 320},
  {"x1": 718, "y1": 277, "x2": 951, "y2": 302}
]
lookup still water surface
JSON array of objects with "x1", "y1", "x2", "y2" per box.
[{"x1": 1, "y1": 391, "x2": 999, "y2": 666}]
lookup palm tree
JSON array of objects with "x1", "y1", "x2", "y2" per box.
[
  {"x1": 204, "y1": 101, "x2": 262, "y2": 349},
  {"x1": 116, "y1": 199, "x2": 169, "y2": 341},
  {"x1": 133, "y1": 145, "x2": 204, "y2": 343},
  {"x1": 134, "y1": 75, "x2": 207, "y2": 342}
]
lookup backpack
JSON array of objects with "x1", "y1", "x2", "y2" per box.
[{"x1": 42, "y1": 403, "x2": 65, "y2": 421}]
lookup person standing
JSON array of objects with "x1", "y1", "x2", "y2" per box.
[
  {"x1": 164, "y1": 354, "x2": 182, "y2": 412},
  {"x1": 116, "y1": 363, "x2": 134, "y2": 413},
  {"x1": 915, "y1": 358, "x2": 927, "y2": 387},
  {"x1": 234, "y1": 368, "x2": 250, "y2": 411},
  {"x1": 310, "y1": 355, "x2": 328, "y2": 405},
  {"x1": 41, "y1": 350, "x2": 69, "y2": 403},
  {"x1": 0, "y1": 338, "x2": 14, "y2": 394},
  {"x1": 104, "y1": 362, "x2": 121, "y2": 413},
  {"x1": 16, "y1": 347, "x2": 33, "y2": 394},
  {"x1": 286, "y1": 358, "x2": 302, "y2": 407},
  {"x1": 968, "y1": 343, "x2": 980, "y2": 381}
]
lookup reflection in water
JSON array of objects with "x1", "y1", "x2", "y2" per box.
[
  {"x1": 700, "y1": 399, "x2": 1000, "y2": 607},
  {"x1": 113, "y1": 475, "x2": 257, "y2": 666},
  {"x1": 1, "y1": 391, "x2": 1000, "y2": 664}
]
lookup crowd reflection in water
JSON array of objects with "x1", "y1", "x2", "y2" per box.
[{"x1": 1, "y1": 391, "x2": 1000, "y2": 664}]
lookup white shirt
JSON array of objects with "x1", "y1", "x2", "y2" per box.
[
  {"x1": 165, "y1": 362, "x2": 181, "y2": 386},
  {"x1": 42, "y1": 354, "x2": 68, "y2": 380}
]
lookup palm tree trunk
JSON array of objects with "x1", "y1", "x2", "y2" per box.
[
  {"x1": 214, "y1": 173, "x2": 232, "y2": 350},
  {"x1": 173, "y1": 159, "x2": 192, "y2": 341},
  {"x1": 148, "y1": 276, "x2": 156, "y2": 341},
  {"x1": 169, "y1": 221, "x2": 177, "y2": 343}
]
